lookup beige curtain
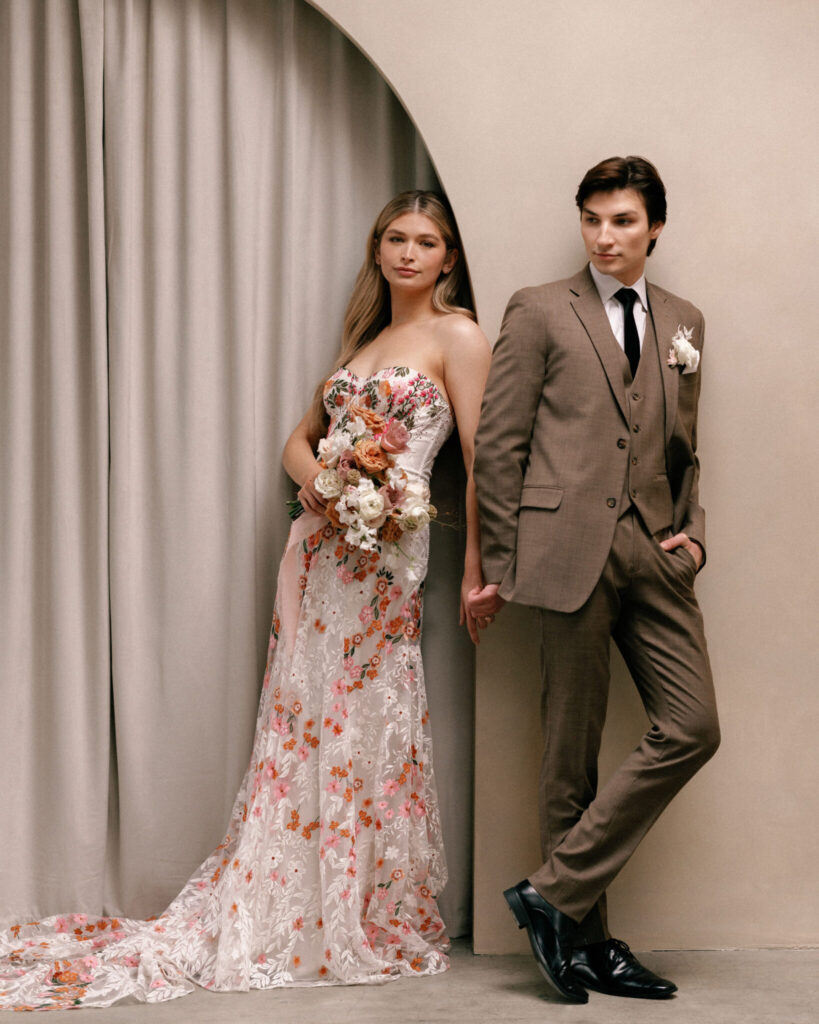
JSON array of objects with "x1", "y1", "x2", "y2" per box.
[{"x1": 1, "y1": 0, "x2": 473, "y2": 937}]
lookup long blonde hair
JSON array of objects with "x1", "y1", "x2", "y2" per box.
[{"x1": 306, "y1": 191, "x2": 475, "y2": 443}]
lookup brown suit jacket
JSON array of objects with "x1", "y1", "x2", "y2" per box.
[{"x1": 474, "y1": 266, "x2": 706, "y2": 613}]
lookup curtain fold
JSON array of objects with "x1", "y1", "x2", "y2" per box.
[
  {"x1": 0, "y1": 0, "x2": 109, "y2": 921},
  {"x1": 2, "y1": 0, "x2": 472, "y2": 938}
]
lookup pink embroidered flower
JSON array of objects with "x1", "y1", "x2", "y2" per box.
[
  {"x1": 359, "y1": 606, "x2": 373, "y2": 624},
  {"x1": 297, "y1": 745, "x2": 310, "y2": 761},
  {"x1": 331, "y1": 678, "x2": 346, "y2": 695},
  {"x1": 398, "y1": 799, "x2": 412, "y2": 819},
  {"x1": 271, "y1": 780, "x2": 290, "y2": 802},
  {"x1": 382, "y1": 779, "x2": 400, "y2": 796},
  {"x1": 55, "y1": 917, "x2": 69, "y2": 933}
]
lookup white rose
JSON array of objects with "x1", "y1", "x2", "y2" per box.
[
  {"x1": 358, "y1": 490, "x2": 386, "y2": 524},
  {"x1": 399, "y1": 504, "x2": 431, "y2": 532},
  {"x1": 314, "y1": 468, "x2": 343, "y2": 499}
]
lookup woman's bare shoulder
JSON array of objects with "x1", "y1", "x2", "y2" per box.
[{"x1": 434, "y1": 312, "x2": 490, "y2": 354}]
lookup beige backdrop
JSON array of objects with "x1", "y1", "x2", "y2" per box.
[{"x1": 310, "y1": 0, "x2": 819, "y2": 952}]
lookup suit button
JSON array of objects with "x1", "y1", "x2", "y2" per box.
[
  {"x1": 631, "y1": 456, "x2": 638, "y2": 465},
  {"x1": 607, "y1": 498, "x2": 616, "y2": 508},
  {"x1": 632, "y1": 424, "x2": 640, "y2": 433},
  {"x1": 617, "y1": 438, "x2": 627, "y2": 449},
  {"x1": 632, "y1": 392, "x2": 641, "y2": 400}
]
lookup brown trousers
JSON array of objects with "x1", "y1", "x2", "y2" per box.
[{"x1": 530, "y1": 509, "x2": 720, "y2": 939}]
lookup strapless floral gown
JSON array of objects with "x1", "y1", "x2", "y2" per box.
[{"x1": 0, "y1": 367, "x2": 453, "y2": 1010}]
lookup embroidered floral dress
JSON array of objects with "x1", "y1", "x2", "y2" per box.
[{"x1": 0, "y1": 367, "x2": 453, "y2": 1010}]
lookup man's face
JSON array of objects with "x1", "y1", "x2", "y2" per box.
[{"x1": 580, "y1": 188, "x2": 664, "y2": 286}]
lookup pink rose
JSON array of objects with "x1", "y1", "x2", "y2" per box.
[
  {"x1": 378, "y1": 485, "x2": 395, "y2": 513},
  {"x1": 380, "y1": 419, "x2": 410, "y2": 454}
]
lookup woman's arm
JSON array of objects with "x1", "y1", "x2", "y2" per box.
[
  {"x1": 440, "y1": 317, "x2": 492, "y2": 644},
  {"x1": 282, "y1": 410, "x2": 327, "y2": 515}
]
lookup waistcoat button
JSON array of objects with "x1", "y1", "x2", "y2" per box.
[
  {"x1": 617, "y1": 438, "x2": 627, "y2": 449},
  {"x1": 606, "y1": 498, "x2": 616, "y2": 508}
]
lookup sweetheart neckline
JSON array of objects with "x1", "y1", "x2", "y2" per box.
[{"x1": 333, "y1": 365, "x2": 451, "y2": 412}]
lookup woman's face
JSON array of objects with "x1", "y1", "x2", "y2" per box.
[{"x1": 375, "y1": 212, "x2": 456, "y2": 292}]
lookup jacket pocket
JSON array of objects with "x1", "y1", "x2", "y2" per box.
[{"x1": 520, "y1": 484, "x2": 563, "y2": 510}]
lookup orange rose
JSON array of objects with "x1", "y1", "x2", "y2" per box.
[
  {"x1": 325, "y1": 498, "x2": 342, "y2": 527},
  {"x1": 354, "y1": 439, "x2": 390, "y2": 474},
  {"x1": 350, "y1": 404, "x2": 386, "y2": 434},
  {"x1": 380, "y1": 518, "x2": 403, "y2": 543}
]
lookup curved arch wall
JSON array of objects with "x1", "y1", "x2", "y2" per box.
[{"x1": 310, "y1": 0, "x2": 819, "y2": 953}]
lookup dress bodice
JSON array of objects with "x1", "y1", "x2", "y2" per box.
[{"x1": 323, "y1": 366, "x2": 454, "y2": 488}]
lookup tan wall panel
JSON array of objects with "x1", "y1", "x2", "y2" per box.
[{"x1": 310, "y1": 0, "x2": 819, "y2": 951}]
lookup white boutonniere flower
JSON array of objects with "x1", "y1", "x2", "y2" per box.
[{"x1": 667, "y1": 326, "x2": 700, "y2": 375}]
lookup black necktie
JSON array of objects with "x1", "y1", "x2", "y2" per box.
[{"x1": 614, "y1": 287, "x2": 640, "y2": 378}]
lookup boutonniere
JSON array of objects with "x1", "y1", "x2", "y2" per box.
[{"x1": 667, "y1": 325, "x2": 700, "y2": 375}]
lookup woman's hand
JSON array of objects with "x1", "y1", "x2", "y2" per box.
[
  {"x1": 297, "y1": 466, "x2": 327, "y2": 515},
  {"x1": 460, "y1": 573, "x2": 500, "y2": 645}
]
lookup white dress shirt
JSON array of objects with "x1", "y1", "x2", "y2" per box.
[{"x1": 589, "y1": 262, "x2": 649, "y2": 352}]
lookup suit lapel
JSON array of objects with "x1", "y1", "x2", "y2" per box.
[
  {"x1": 646, "y1": 282, "x2": 678, "y2": 445},
  {"x1": 568, "y1": 267, "x2": 628, "y2": 423}
]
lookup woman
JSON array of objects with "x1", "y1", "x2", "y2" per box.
[{"x1": 0, "y1": 191, "x2": 490, "y2": 1009}]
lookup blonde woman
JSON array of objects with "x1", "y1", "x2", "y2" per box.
[{"x1": 0, "y1": 192, "x2": 490, "y2": 1009}]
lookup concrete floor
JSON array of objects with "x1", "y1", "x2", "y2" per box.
[{"x1": 35, "y1": 941, "x2": 818, "y2": 1024}]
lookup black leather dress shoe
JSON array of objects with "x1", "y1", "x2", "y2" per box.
[
  {"x1": 503, "y1": 880, "x2": 588, "y2": 1003},
  {"x1": 571, "y1": 938, "x2": 677, "y2": 999}
]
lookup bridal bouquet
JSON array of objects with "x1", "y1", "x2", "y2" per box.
[{"x1": 288, "y1": 404, "x2": 436, "y2": 553}]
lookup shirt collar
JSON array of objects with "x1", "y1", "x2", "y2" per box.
[{"x1": 589, "y1": 262, "x2": 648, "y2": 310}]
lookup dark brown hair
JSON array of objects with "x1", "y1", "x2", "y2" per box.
[{"x1": 575, "y1": 156, "x2": 667, "y2": 256}]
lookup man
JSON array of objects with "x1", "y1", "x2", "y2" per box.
[{"x1": 470, "y1": 156, "x2": 720, "y2": 1003}]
